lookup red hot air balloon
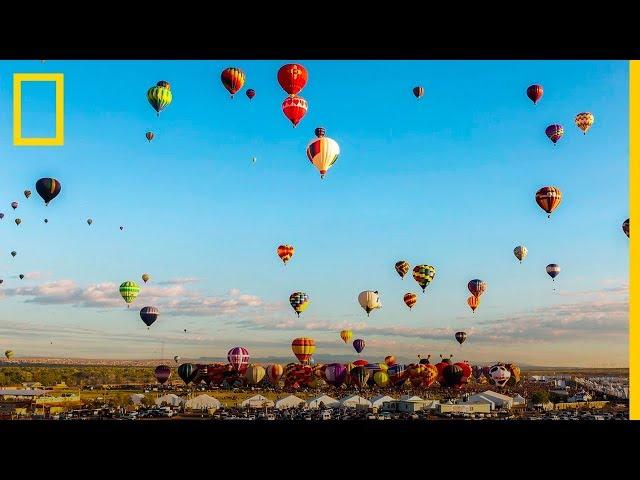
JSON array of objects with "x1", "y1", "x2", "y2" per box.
[
  {"x1": 282, "y1": 95, "x2": 308, "y2": 127},
  {"x1": 246, "y1": 89, "x2": 255, "y2": 100},
  {"x1": 146, "y1": 132, "x2": 154, "y2": 142},
  {"x1": 353, "y1": 359, "x2": 368, "y2": 367},
  {"x1": 227, "y1": 347, "x2": 250, "y2": 372},
  {"x1": 154, "y1": 365, "x2": 171, "y2": 385},
  {"x1": 277, "y1": 63, "x2": 308, "y2": 96},
  {"x1": 526, "y1": 84, "x2": 543, "y2": 104}
]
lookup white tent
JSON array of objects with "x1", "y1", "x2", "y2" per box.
[
  {"x1": 129, "y1": 393, "x2": 145, "y2": 405},
  {"x1": 400, "y1": 395, "x2": 423, "y2": 402},
  {"x1": 339, "y1": 394, "x2": 372, "y2": 408},
  {"x1": 155, "y1": 393, "x2": 185, "y2": 406},
  {"x1": 185, "y1": 394, "x2": 221, "y2": 411},
  {"x1": 275, "y1": 395, "x2": 305, "y2": 410},
  {"x1": 307, "y1": 394, "x2": 340, "y2": 409},
  {"x1": 241, "y1": 394, "x2": 274, "y2": 408},
  {"x1": 512, "y1": 394, "x2": 526, "y2": 406},
  {"x1": 369, "y1": 395, "x2": 395, "y2": 408},
  {"x1": 467, "y1": 390, "x2": 513, "y2": 410}
]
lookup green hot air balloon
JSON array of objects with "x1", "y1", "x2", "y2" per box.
[
  {"x1": 119, "y1": 281, "x2": 140, "y2": 308},
  {"x1": 147, "y1": 81, "x2": 173, "y2": 116}
]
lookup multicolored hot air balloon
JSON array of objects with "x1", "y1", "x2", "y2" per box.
[
  {"x1": 358, "y1": 290, "x2": 382, "y2": 316},
  {"x1": 227, "y1": 347, "x2": 250, "y2": 371},
  {"x1": 173, "y1": 355, "x2": 180, "y2": 363},
  {"x1": 413, "y1": 265, "x2": 436, "y2": 292},
  {"x1": 575, "y1": 112, "x2": 595, "y2": 134},
  {"x1": 350, "y1": 366, "x2": 369, "y2": 388},
  {"x1": 146, "y1": 131, "x2": 154, "y2": 142},
  {"x1": 467, "y1": 295, "x2": 480, "y2": 313},
  {"x1": 15, "y1": 219, "x2": 21, "y2": 226},
  {"x1": 488, "y1": 363, "x2": 511, "y2": 387},
  {"x1": 306, "y1": 127, "x2": 340, "y2": 179},
  {"x1": 139, "y1": 306, "x2": 159, "y2": 328},
  {"x1": 147, "y1": 81, "x2": 173, "y2": 116},
  {"x1": 623, "y1": 218, "x2": 629, "y2": 238},
  {"x1": 5, "y1": 350, "x2": 14, "y2": 360},
  {"x1": 384, "y1": 355, "x2": 396, "y2": 366},
  {"x1": 24, "y1": 190, "x2": 31, "y2": 199},
  {"x1": 246, "y1": 88, "x2": 255, "y2": 100},
  {"x1": 353, "y1": 338, "x2": 365, "y2": 355},
  {"x1": 154, "y1": 365, "x2": 171, "y2": 385},
  {"x1": 546, "y1": 264, "x2": 561, "y2": 280},
  {"x1": 340, "y1": 329, "x2": 353, "y2": 344},
  {"x1": 177, "y1": 363, "x2": 196, "y2": 384},
  {"x1": 245, "y1": 364, "x2": 266, "y2": 385},
  {"x1": 455, "y1": 331, "x2": 467, "y2": 345},
  {"x1": 277, "y1": 63, "x2": 308, "y2": 96},
  {"x1": 11, "y1": 202, "x2": 18, "y2": 210},
  {"x1": 324, "y1": 363, "x2": 347, "y2": 387},
  {"x1": 277, "y1": 245, "x2": 295, "y2": 265},
  {"x1": 413, "y1": 86, "x2": 424, "y2": 99},
  {"x1": 467, "y1": 279, "x2": 486, "y2": 298},
  {"x1": 403, "y1": 292, "x2": 417, "y2": 310},
  {"x1": 221, "y1": 67, "x2": 246, "y2": 98},
  {"x1": 142, "y1": 273, "x2": 150, "y2": 284},
  {"x1": 545, "y1": 124, "x2": 564, "y2": 145},
  {"x1": 526, "y1": 84, "x2": 543, "y2": 104},
  {"x1": 289, "y1": 291, "x2": 310, "y2": 317},
  {"x1": 514, "y1": 245, "x2": 528, "y2": 263},
  {"x1": 536, "y1": 186, "x2": 562, "y2": 218},
  {"x1": 282, "y1": 95, "x2": 307, "y2": 127},
  {"x1": 119, "y1": 281, "x2": 140, "y2": 308},
  {"x1": 291, "y1": 337, "x2": 315, "y2": 364},
  {"x1": 267, "y1": 364, "x2": 284, "y2": 385},
  {"x1": 395, "y1": 260, "x2": 410, "y2": 279}
]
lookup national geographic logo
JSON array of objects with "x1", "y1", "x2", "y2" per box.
[{"x1": 13, "y1": 73, "x2": 64, "y2": 146}]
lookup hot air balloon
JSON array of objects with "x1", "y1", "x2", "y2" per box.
[
  {"x1": 526, "y1": 84, "x2": 543, "y2": 104},
  {"x1": 455, "y1": 331, "x2": 467, "y2": 345},
  {"x1": 227, "y1": 347, "x2": 250, "y2": 372},
  {"x1": 24, "y1": 190, "x2": 31, "y2": 199},
  {"x1": 506, "y1": 363, "x2": 521, "y2": 386},
  {"x1": 263, "y1": 364, "x2": 282, "y2": 386},
  {"x1": 441, "y1": 364, "x2": 465, "y2": 388},
  {"x1": 467, "y1": 279, "x2": 486, "y2": 298},
  {"x1": 374, "y1": 371, "x2": 390, "y2": 387},
  {"x1": 11, "y1": 202, "x2": 18, "y2": 210},
  {"x1": 472, "y1": 365, "x2": 484, "y2": 381},
  {"x1": 277, "y1": 63, "x2": 308, "y2": 95},
  {"x1": 5, "y1": 350, "x2": 14, "y2": 359},
  {"x1": 120, "y1": 226, "x2": 124, "y2": 231},
  {"x1": 324, "y1": 363, "x2": 347, "y2": 387},
  {"x1": 403, "y1": 292, "x2": 417, "y2": 310},
  {"x1": 352, "y1": 359, "x2": 368, "y2": 367},
  {"x1": 154, "y1": 365, "x2": 171, "y2": 385},
  {"x1": 514, "y1": 245, "x2": 528, "y2": 263},
  {"x1": 0, "y1": 279, "x2": 3, "y2": 284},
  {"x1": 220, "y1": 67, "x2": 246, "y2": 98},
  {"x1": 177, "y1": 363, "x2": 196, "y2": 384},
  {"x1": 623, "y1": 218, "x2": 630, "y2": 238},
  {"x1": 146, "y1": 131, "x2": 154, "y2": 142},
  {"x1": 422, "y1": 364, "x2": 439, "y2": 387},
  {"x1": 289, "y1": 292, "x2": 309, "y2": 317},
  {"x1": 340, "y1": 329, "x2": 353, "y2": 344},
  {"x1": 306, "y1": 127, "x2": 340, "y2": 178},
  {"x1": 44, "y1": 219, "x2": 48, "y2": 223},
  {"x1": 246, "y1": 88, "x2": 255, "y2": 100},
  {"x1": 11, "y1": 251, "x2": 16, "y2": 258},
  {"x1": 119, "y1": 281, "x2": 140, "y2": 308},
  {"x1": 385, "y1": 355, "x2": 397, "y2": 366},
  {"x1": 395, "y1": 260, "x2": 409, "y2": 279},
  {"x1": 0, "y1": 213, "x2": 3, "y2": 219},
  {"x1": 353, "y1": 338, "x2": 365, "y2": 355},
  {"x1": 413, "y1": 86, "x2": 424, "y2": 99},
  {"x1": 173, "y1": 355, "x2": 180, "y2": 363},
  {"x1": 277, "y1": 245, "x2": 295, "y2": 265},
  {"x1": 358, "y1": 290, "x2": 382, "y2": 316},
  {"x1": 87, "y1": 219, "x2": 93, "y2": 226},
  {"x1": 147, "y1": 81, "x2": 173, "y2": 116},
  {"x1": 291, "y1": 337, "x2": 315, "y2": 364},
  {"x1": 467, "y1": 295, "x2": 480, "y2": 313},
  {"x1": 536, "y1": 186, "x2": 562, "y2": 218},
  {"x1": 15, "y1": 219, "x2": 21, "y2": 226},
  {"x1": 245, "y1": 364, "x2": 266, "y2": 385},
  {"x1": 350, "y1": 366, "x2": 369, "y2": 388},
  {"x1": 488, "y1": 363, "x2": 511, "y2": 387},
  {"x1": 142, "y1": 273, "x2": 150, "y2": 284},
  {"x1": 282, "y1": 95, "x2": 307, "y2": 127},
  {"x1": 139, "y1": 306, "x2": 159, "y2": 328},
  {"x1": 546, "y1": 264, "x2": 560, "y2": 280},
  {"x1": 545, "y1": 124, "x2": 564, "y2": 145},
  {"x1": 575, "y1": 112, "x2": 595, "y2": 134},
  {"x1": 413, "y1": 265, "x2": 436, "y2": 292},
  {"x1": 19, "y1": 274, "x2": 24, "y2": 280}
]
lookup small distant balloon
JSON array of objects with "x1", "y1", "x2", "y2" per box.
[
  {"x1": 120, "y1": 226, "x2": 124, "y2": 231},
  {"x1": 15, "y1": 218, "x2": 21, "y2": 226},
  {"x1": 142, "y1": 273, "x2": 150, "y2": 283},
  {"x1": 19, "y1": 274, "x2": 24, "y2": 280},
  {"x1": 455, "y1": 331, "x2": 467, "y2": 345},
  {"x1": 11, "y1": 202, "x2": 18, "y2": 210},
  {"x1": 44, "y1": 219, "x2": 48, "y2": 223},
  {"x1": 513, "y1": 245, "x2": 528, "y2": 263},
  {"x1": 246, "y1": 88, "x2": 255, "y2": 100},
  {"x1": 395, "y1": 260, "x2": 410, "y2": 279},
  {"x1": 0, "y1": 213, "x2": 4, "y2": 219},
  {"x1": 146, "y1": 131, "x2": 154, "y2": 142},
  {"x1": 147, "y1": 80, "x2": 172, "y2": 116},
  {"x1": 412, "y1": 86, "x2": 424, "y2": 99},
  {"x1": 467, "y1": 295, "x2": 480, "y2": 313},
  {"x1": 575, "y1": 112, "x2": 595, "y2": 134},
  {"x1": 536, "y1": 186, "x2": 562, "y2": 218},
  {"x1": 546, "y1": 264, "x2": 561, "y2": 280},
  {"x1": 403, "y1": 292, "x2": 417, "y2": 310},
  {"x1": 623, "y1": 218, "x2": 629, "y2": 238},
  {"x1": 87, "y1": 219, "x2": 93, "y2": 226},
  {"x1": 24, "y1": 190, "x2": 31, "y2": 199},
  {"x1": 545, "y1": 124, "x2": 564, "y2": 145},
  {"x1": 526, "y1": 84, "x2": 543, "y2": 104},
  {"x1": 11, "y1": 251, "x2": 16, "y2": 258}
]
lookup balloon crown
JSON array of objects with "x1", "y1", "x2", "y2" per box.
[
  {"x1": 315, "y1": 127, "x2": 326, "y2": 137},
  {"x1": 157, "y1": 80, "x2": 171, "y2": 90}
]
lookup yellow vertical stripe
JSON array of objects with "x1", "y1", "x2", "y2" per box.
[{"x1": 630, "y1": 60, "x2": 639, "y2": 419}]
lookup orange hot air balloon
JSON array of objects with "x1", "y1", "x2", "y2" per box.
[
  {"x1": 220, "y1": 67, "x2": 246, "y2": 98},
  {"x1": 422, "y1": 364, "x2": 439, "y2": 387},
  {"x1": 266, "y1": 364, "x2": 284, "y2": 385},
  {"x1": 535, "y1": 186, "x2": 562, "y2": 218},
  {"x1": 384, "y1": 355, "x2": 396, "y2": 366},
  {"x1": 467, "y1": 295, "x2": 480, "y2": 313},
  {"x1": 277, "y1": 244, "x2": 295, "y2": 265},
  {"x1": 340, "y1": 329, "x2": 353, "y2": 343},
  {"x1": 403, "y1": 292, "x2": 417, "y2": 310},
  {"x1": 291, "y1": 337, "x2": 315, "y2": 364}
]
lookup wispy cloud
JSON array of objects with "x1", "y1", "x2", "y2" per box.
[{"x1": 156, "y1": 277, "x2": 200, "y2": 286}]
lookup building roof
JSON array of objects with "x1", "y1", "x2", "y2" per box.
[
  {"x1": 275, "y1": 395, "x2": 305, "y2": 409},
  {"x1": 0, "y1": 389, "x2": 47, "y2": 397},
  {"x1": 241, "y1": 394, "x2": 274, "y2": 407},
  {"x1": 473, "y1": 390, "x2": 513, "y2": 402},
  {"x1": 155, "y1": 394, "x2": 185, "y2": 406}
]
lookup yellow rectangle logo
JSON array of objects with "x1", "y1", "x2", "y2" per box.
[{"x1": 13, "y1": 73, "x2": 64, "y2": 146}]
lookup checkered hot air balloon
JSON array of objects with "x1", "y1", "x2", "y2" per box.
[
  {"x1": 289, "y1": 292, "x2": 310, "y2": 317},
  {"x1": 291, "y1": 337, "x2": 316, "y2": 364},
  {"x1": 412, "y1": 265, "x2": 436, "y2": 292},
  {"x1": 306, "y1": 127, "x2": 340, "y2": 178},
  {"x1": 147, "y1": 81, "x2": 172, "y2": 116},
  {"x1": 395, "y1": 260, "x2": 410, "y2": 279},
  {"x1": 536, "y1": 186, "x2": 562, "y2": 218},
  {"x1": 403, "y1": 292, "x2": 417, "y2": 310},
  {"x1": 277, "y1": 244, "x2": 295, "y2": 265},
  {"x1": 227, "y1": 347, "x2": 250, "y2": 371},
  {"x1": 221, "y1": 67, "x2": 246, "y2": 98},
  {"x1": 119, "y1": 281, "x2": 140, "y2": 308},
  {"x1": 575, "y1": 112, "x2": 595, "y2": 134},
  {"x1": 545, "y1": 124, "x2": 564, "y2": 144}
]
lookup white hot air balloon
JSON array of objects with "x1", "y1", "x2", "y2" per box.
[
  {"x1": 358, "y1": 290, "x2": 382, "y2": 316},
  {"x1": 489, "y1": 364, "x2": 511, "y2": 387},
  {"x1": 306, "y1": 127, "x2": 340, "y2": 179}
]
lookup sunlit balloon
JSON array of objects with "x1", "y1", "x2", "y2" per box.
[
  {"x1": 384, "y1": 355, "x2": 396, "y2": 366},
  {"x1": 412, "y1": 265, "x2": 436, "y2": 292},
  {"x1": 395, "y1": 260, "x2": 409, "y2": 279},
  {"x1": 227, "y1": 347, "x2": 250, "y2": 371},
  {"x1": 467, "y1": 295, "x2": 480, "y2": 313},
  {"x1": 289, "y1": 291, "x2": 310, "y2": 317},
  {"x1": 277, "y1": 245, "x2": 295, "y2": 265},
  {"x1": 575, "y1": 112, "x2": 595, "y2": 134},
  {"x1": 526, "y1": 84, "x2": 543, "y2": 104},
  {"x1": 266, "y1": 364, "x2": 284, "y2": 385},
  {"x1": 282, "y1": 95, "x2": 307, "y2": 127},
  {"x1": 119, "y1": 281, "x2": 140, "y2": 308},
  {"x1": 358, "y1": 290, "x2": 381, "y2": 316},
  {"x1": 221, "y1": 67, "x2": 246, "y2": 97},
  {"x1": 142, "y1": 273, "x2": 150, "y2": 283},
  {"x1": 277, "y1": 63, "x2": 308, "y2": 96},
  {"x1": 245, "y1": 364, "x2": 266, "y2": 385},
  {"x1": 536, "y1": 186, "x2": 562, "y2": 218},
  {"x1": 373, "y1": 371, "x2": 390, "y2": 387},
  {"x1": 403, "y1": 292, "x2": 417, "y2": 310},
  {"x1": 545, "y1": 124, "x2": 564, "y2": 145},
  {"x1": 546, "y1": 264, "x2": 561, "y2": 280},
  {"x1": 340, "y1": 329, "x2": 353, "y2": 344},
  {"x1": 291, "y1": 337, "x2": 315, "y2": 364},
  {"x1": 147, "y1": 81, "x2": 172, "y2": 116},
  {"x1": 154, "y1": 365, "x2": 171, "y2": 385},
  {"x1": 513, "y1": 245, "x2": 528, "y2": 263},
  {"x1": 306, "y1": 127, "x2": 340, "y2": 178},
  {"x1": 5, "y1": 350, "x2": 14, "y2": 359},
  {"x1": 467, "y1": 279, "x2": 486, "y2": 298}
]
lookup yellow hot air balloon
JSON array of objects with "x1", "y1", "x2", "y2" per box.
[
  {"x1": 142, "y1": 273, "x2": 150, "y2": 284},
  {"x1": 373, "y1": 371, "x2": 390, "y2": 387},
  {"x1": 244, "y1": 364, "x2": 266, "y2": 385},
  {"x1": 5, "y1": 350, "x2": 14, "y2": 360},
  {"x1": 306, "y1": 127, "x2": 340, "y2": 179},
  {"x1": 119, "y1": 281, "x2": 140, "y2": 308},
  {"x1": 575, "y1": 112, "x2": 595, "y2": 134},
  {"x1": 340, "y1": 329, "x2": 353, "y2": 344},
  {"x1": 358, "y1": 290, "x2": 382, "y2": 316}
]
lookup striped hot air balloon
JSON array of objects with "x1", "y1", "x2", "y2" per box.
[
  {"x1": 536, "y1": 186, "x2": 562, "y2": 218},
  {"x1": 277, "y1": 244, "x2": 295, "y2": 265},
  {"x1": 306, "y1": 127, "x2": 340, "y2": 178},
  {"x1": 403, "y1": 292, "x2": 417, "y2": 310},
  {"x1": 221, "y1": 67, "x2": 246, "y2": 97},
  {"x1": 395, "y1": 260, "x2": 410, "y2": 279},
  {"x1": 513, "y1": 245, "x2": 528, "y2": 263},
  {"x1": 467, "y1": 295, "x2": 480, "y2": 313},
  {"x1": 340, "y1": 329, "x2": 353, "y2": 344},
  {"x1": 227, "y1": 347, "x2": 250, "y2": 372},
  {"x1": 413, "y1": 86, "x2": 425, "y2": 99},
  {"x1": 350, "y1": 366, "x2": 369, "y2": 388},
  {"x1": 545, "y1": 124, "x2": 564, "y2": 144},
  {"x1": 147, "y1": 81, "x2": 172, "y2": 116},
  {"x1": 146, "y1": 131, "x2": 154, "y2": 142},
  {"x1": 177, "y1": 363, "x2": 196, "y2": 384},
  {"x1": 291, "y1": 337, "x2": 315, "y2": 364},
  {"x1": 413, "y1": 265, "x2": 436, "y2": 292},
  {"x1": 266, "y1": 364, "x2": 284, "y2": 385},
  {"x1": 353, "y1": 339, "x2": 365, "y2": 355},
  {"x1": 467, "y1": 279, "x2": 486, "y2": 298},
  {"x1": 119, "y1": 281, "x2": 140, "y2": 308},
  {"x1": 575, "y1": 112, "x2": 595, "y2": 134},
  {"x1": 139, "y1": 306, "x2": 159, "y2": 328},
  {"x1": 546, "y1": 264, "x2": 561, "y2": 280},
  {"x1": 289, "y1": 292, "x2": 310, "y2": 317},
  {"x1": 154, "y1": 365, "x2": 171, "y2": 385}
]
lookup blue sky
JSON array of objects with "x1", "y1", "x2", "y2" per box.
[{"x1": 0, "y1": 60, "x2": 629, "y2": 366}]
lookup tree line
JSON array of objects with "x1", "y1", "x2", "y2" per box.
[{"x1": 0, "y1": 366, "x2": 156, "y2": 387}]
